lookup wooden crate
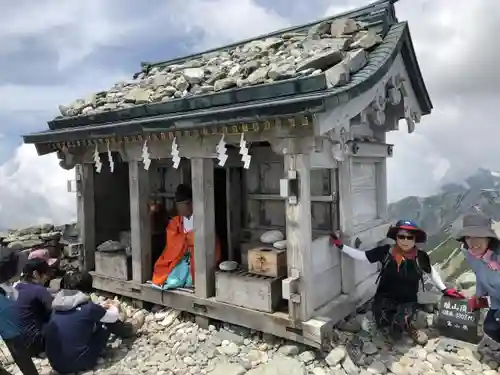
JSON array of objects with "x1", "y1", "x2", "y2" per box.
[
  {"x1": 215, "y1": 270, "x2": 283, "y2": 313},
  {"x1": 247, "y1": 247, "x2": 287, "y2": 278},
  {"x1": 95, "y1": 250, "x2": 131, "y2": 280},
  {"x1": 64, "y1": 242, "x2": 82, "y2": 258}
]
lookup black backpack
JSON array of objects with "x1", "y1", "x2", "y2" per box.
[{"x1": 375, "y1": 248, "x2": 426, "y2": 292}]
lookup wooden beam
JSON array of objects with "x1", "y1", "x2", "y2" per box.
[
  {"x1": 129, "y1": 161, "x2": 152, "y2": 283},
  {"x1": 284, "y1": 153, "x2": 313, "y2": 322},
  {"x1": 191, "y1": 158, "x2": 216, "y2": 298},
  {"x1": 77, "y1": 163, "x2": 96, "y2": 271},
  {"x1": 347, "y1": 141, "x2": 393, "y2": 158}
]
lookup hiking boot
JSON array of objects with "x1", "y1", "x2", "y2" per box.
[{"x1": 407, "y1": 325, "x2": 428, "y2": 345}]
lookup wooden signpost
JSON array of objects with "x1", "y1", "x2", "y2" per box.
[{"x1": 437, "y1": 296, "x2": 480, "y2": 344}]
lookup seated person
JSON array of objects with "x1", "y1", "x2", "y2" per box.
[
  {"x1": 26, "y1": 249, "x2": 60, "y2": 292},
  {"x1": 152, "y1": 184, "x2": 221, "y2": 288},
  {"x1": 0, "y1": 248, "x2": 40, "y2": 375},
  {"x1": 15, "y1": 259, "x2": 53, "y2": 357},
  {"x1": 44, "y1": 271, "x2": 136, "y2": 374}
]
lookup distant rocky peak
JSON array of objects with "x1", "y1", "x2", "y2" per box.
[
  {"x1": 389, "y1": 168, "x2": 500, "y2": 248},
  {"x1": 464, "y1": 168, "x2": 500, "y2": 190}
]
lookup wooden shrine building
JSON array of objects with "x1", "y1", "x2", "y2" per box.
[{"x1": 23, "y1": 0, "x2": 432, "y2": 349}]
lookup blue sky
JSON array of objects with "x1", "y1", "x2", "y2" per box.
[{"x1": 0, "y1": 0, "x2": 499, "y2": 228}]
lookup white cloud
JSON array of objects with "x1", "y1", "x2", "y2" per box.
[
  {"x1": 170, "y1": 0, "x2": 290, "y2": 49},
  {"x1": 0, "y1": 145, "x2": 75, "y2": 229},
  {"x1": 1, "y1": 0, "x2": 500, "y2": 228},
  {"x1": 0, "y1": 1, "x2": 149, "y2": 70},
  {"x1": 0, "y1": 0, "x2": 292, "y2": 229}
]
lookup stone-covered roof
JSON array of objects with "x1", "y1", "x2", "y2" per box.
[
  {"x1": 23, "y1": 0, "x2": 432, "y2": 146},
  {"x1": 59, "y1": 18, "x2": 381, "y2": 119}
]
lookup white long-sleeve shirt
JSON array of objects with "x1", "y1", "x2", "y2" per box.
[
  {"x1": 100, "y1": 305, "x2": 120, "y2": 323},
  {"x1": 340, "y1": 244, "x2": 447, "y2": 291}
]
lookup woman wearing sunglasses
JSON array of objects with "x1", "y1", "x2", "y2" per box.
[{"x1": 330, "y1": 219, "x2": 464, "y2": 345}]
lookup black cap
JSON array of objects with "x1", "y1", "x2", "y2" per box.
[
  {"x1": 22, "y1": 258, "x2": 50, "y2": 277},
  {"x1": 175, "y1": 184, "x2": 192, "y2": 203}
]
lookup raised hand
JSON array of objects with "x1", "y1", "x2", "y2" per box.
[
  {"x1": 442, "y1": 288, "x2": 465, "y2": 299},
  {"x1": 329, "y1": 231, "x2": 343, "y2": 249}
]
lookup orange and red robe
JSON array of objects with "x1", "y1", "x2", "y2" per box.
[{"x1": 151, "y1": 216, "x2": 221, "y2": 286}]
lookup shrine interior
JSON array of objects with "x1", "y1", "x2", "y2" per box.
[
  {"x1": 93, "y1": 152, "x2": 131, "y2": 247},
  {"x1": 90, "y1": 141, "x2": 339, "y2": 316}
]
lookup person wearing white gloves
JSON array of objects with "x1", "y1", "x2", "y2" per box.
[{"x1": 330, "y1": 219, "x2": 464, "y2": 345}]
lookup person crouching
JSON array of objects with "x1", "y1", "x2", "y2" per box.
[
  {"x1": 457, "y1": 213, "x2": 500, "y2": 348},
  {"x1": 15, "y1": 259, "x2": 53, "y2": 357},
  {"x1": 0, "y1": 248, "x2": 40, "y2": 375},
  {"x1": 44, "y1": 271, "x2": 138, "y2": 374},
  {"x1": 26, "y1": 249, "x2": 60, "y2": 290},
  {"x1": 330, "y1": 219, "x2": 464, "y2": 344}
]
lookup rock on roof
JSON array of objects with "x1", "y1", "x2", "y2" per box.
[{"x1": 58, "y1": 17, "x2": 382, "y2": 119}]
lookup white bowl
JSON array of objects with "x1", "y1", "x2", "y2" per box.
[{"x1": 219, "y1": 260, "x2": 238, "y2": 272}]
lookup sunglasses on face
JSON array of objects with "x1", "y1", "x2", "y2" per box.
[{"x1": 396, "y1": 235, "x2": 415, "y2": 241}]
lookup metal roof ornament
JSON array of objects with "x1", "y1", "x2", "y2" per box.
[{"x1": 92, "y1": 144, "x2": 102, "y2": 173}]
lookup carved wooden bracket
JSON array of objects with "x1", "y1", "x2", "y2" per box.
[{"x1": 57, "y1": 148, "x2": 76, "y2": 170}]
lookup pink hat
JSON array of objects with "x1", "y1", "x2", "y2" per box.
[{"x1": 28, "y1": 249, "x2": 58, "y2": 266}]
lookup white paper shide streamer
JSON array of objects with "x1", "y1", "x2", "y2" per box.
[
  {"x1": 216, "y1": 134, "x2": 228, "y2": 167},
  {"x1": 239, "y1": 133, "x2": 251, "y2": 169},
  {"x1": 141, "y1": 141, "x2": 151, "y2": 171},
  {"x1": 93, "y1": 145, "x2": 102, "y2": 173},
  {"x1": 171, "y1": 137, "x2": 180, "y2": 169},
  {"x1": 106, "y1": 142, "x2": 114, "y2": 173}
]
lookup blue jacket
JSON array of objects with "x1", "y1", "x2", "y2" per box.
[
  {"x1": 0, "y1": 284, "x2": 21, "y2": 339},
  {"x1": 462, "y1": 247, "x2": 500, "y2": 309}
]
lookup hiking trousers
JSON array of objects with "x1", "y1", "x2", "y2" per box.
[
  {"x1": 372, "y1": 296, "x2": 418, "y2": 334},
  {"x1": 3, "y1": 336, "x2": 39, "y2": 375}
]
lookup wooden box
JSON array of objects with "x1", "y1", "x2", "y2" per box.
[
  {"x1": 247, "y1": 247, "x2": 287, "y2": 278},
  {"x1": 95, "y1": 250, "x2": 131, "y2": 280},
  {"x1": 215, "y1": 271, "x2": 283, "y2": 313},
  {"x1": 64, "y1": 242, "x2": 82, "y2": 258}
]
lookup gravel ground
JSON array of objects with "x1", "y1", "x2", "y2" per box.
[{"x1": 1, "y1": 293, "x2": 500, "y2": 375}]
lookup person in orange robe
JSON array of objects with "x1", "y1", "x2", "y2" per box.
[{"x1": 152, "y1": 184, "x2": 221, "y2": 287}]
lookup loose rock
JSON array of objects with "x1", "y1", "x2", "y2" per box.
[{"x1": 55, "y1": 18, "x2": 385, "y2": 118}]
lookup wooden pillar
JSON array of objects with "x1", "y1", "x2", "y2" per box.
[
  {"x1": 375, "y1": 131, "x2": 388, "y2": 220},
  {"x1": 226, "y1": 168, "x2": 242, "y2": 261},
  {"x1": 284, "y1": 153, "x2": 313, "y2": 321},
  {"x1": 338, "y1": 157, "x2": 356, "y2": 294},
  {"x1": 76, "y1": 163, "x2": 96, "y2": 271},
  {"x1": 129, "y1": 161, "x2": 152, "y2": 283},
  {"x1": 191, "y1": 158, "x2": 216, "y2": 298}
]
